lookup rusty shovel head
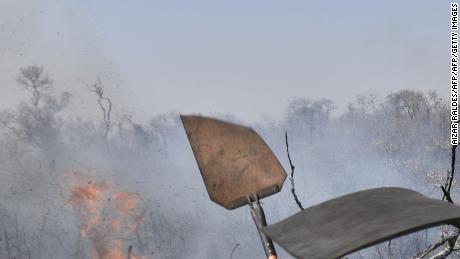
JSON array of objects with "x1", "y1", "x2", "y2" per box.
[{"x1": 180, "y1": 115, "x2": 287, "y2": 210}]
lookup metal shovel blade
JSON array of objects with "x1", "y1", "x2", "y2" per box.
[
  {"x1": 262, "y1": 187, "x2": 460, "y2": 259},
  {"x1": 180, "y1": 115, "x2": 287, "y2": 210}
]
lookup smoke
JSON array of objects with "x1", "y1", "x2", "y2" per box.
[{"x1": 0, "y1": 76, "x2": 453, "y2": 258}]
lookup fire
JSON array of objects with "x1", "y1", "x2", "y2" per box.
[{"x1": 68, "y1": 172, "x2": 146, "y2": 259}]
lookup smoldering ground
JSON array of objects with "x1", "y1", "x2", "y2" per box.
[{"x1": 0, "y1": 66, "x2": 454, "y2": 258}]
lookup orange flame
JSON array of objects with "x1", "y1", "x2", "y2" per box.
[{"x1": 68, "y1": 172, "x2": 146, "y2": 259}]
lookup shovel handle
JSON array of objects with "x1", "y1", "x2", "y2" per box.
[{"x1": 248, "y1": 196, "x2": 277, "y2": 258}]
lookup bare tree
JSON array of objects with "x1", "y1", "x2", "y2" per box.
[
  {"x1": 11, "y1": 66, "x2": 71, "y2": 155},
  {"x1": 286, "y1": 98, "x2": 335, "y2": 142},
  {"x1": 385, "y1": 90, "x2": 428, "y2": 121},
  {"x1": 91, "y1": 79, "x2": 112, "y2": 138},
  {"x1": 17, "y1": 66, "x2": 53, "y2": 107}
]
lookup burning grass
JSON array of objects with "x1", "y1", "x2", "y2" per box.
[{"x1": 68, "y1": 172, "x2": 146, "y2": 259}]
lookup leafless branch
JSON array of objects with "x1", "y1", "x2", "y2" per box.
[
  {"x1": 38, "y1": 208, "x2": 50, "y2": 259},
  {"x1": 388, "y1": 239, "x2": 392, "y2": 259},
  {"x1": 127, "y1": 244, "x2": 133, "y2": 259},
  {"x1": 414, "y1": 231, "x2": 459, "y2": 258},
  {"x1": 285, "y1": 131, "x2": 304, "y2": 210},
  {"x1": 429, "y1": 234, "x2": 459, "y2": 259},
  {"x1": 91, "y1": 79, "x2": 112, "y2": 138},
  {"x1": 229, "y1": 243, "x2": 240, "y2": 259},
  {"x1": 414, "y1": 145, "x2": 458, "y2": 258},
  {"x1": 443, "y1": 145, "x2": 457, "y2": 203},
  {"x1": 440, "y1": 186, "x2": 453, "y2": 203}
]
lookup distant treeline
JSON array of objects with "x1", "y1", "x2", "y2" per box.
[{"x1": 0, "y1": 66, "x2": 452, "y2": 258}]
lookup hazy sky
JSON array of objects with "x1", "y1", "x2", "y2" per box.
[{"x1": 0, "y1": 0, "x2": 450, "y2": 122}]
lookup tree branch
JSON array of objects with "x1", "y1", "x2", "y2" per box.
[
  {"x1": 285, "y1": 131, "x2": 304, "y2": 210},
  {"x1": 414, "y1": 145, "x2": 458, "y2": 258},
  {"x1": 229, "y1": 243, "x2": 239, "y2": 259},
  {"x1": 413, "y1": 231, "x2": 459, "y2": 258}
]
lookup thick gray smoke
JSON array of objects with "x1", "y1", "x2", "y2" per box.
[{"x1": 0, "y1": 67, "x2": 453, "y2": 258}]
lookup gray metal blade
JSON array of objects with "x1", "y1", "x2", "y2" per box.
[{"x1": 263, "y1": 187, "x2": 460, "y2": 259}]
